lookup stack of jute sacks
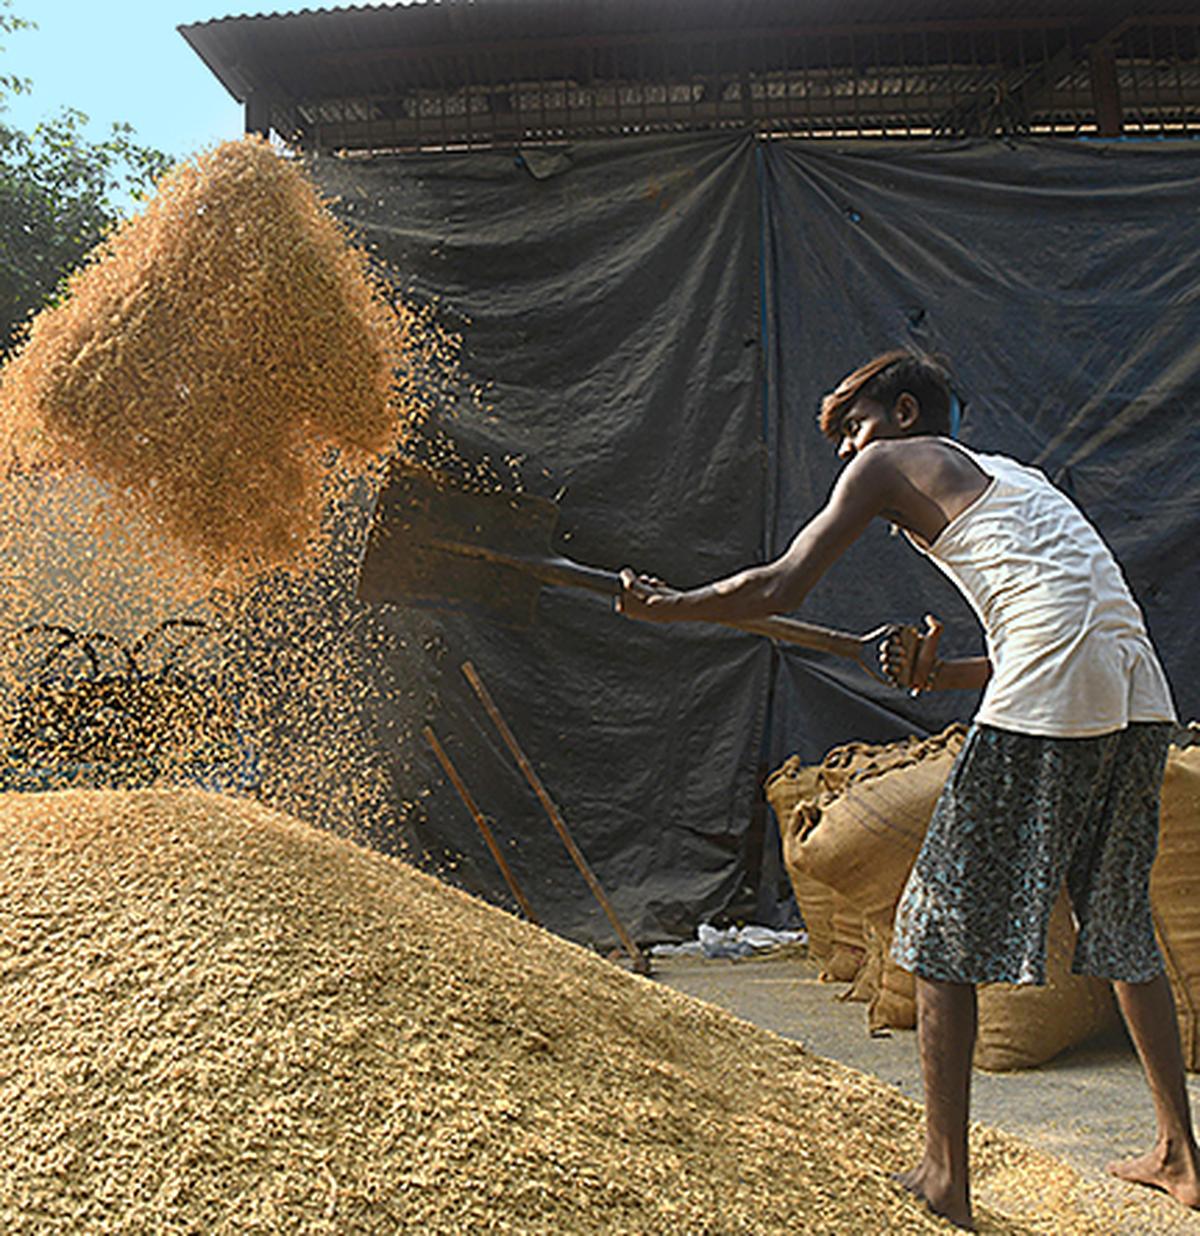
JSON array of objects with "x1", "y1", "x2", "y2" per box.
[
  {"x1": 767, "y1": 724, "x2": 1150, "y2": 1071},
  {"x1": 1152, "y1": 730, "x2": 1200, "y2": 1069}
]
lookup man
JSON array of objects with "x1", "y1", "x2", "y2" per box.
[{"x1": 616, "y1": 349, "x2": 1198, "y2": 1231}]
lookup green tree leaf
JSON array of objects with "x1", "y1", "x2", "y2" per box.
[{"x1": 0, "y1": 2, "x2": 173, "y2": 353}]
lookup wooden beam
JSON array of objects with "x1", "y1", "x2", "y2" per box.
[
  {"x1": 1089, "y1": 40, "x2": 1123, "y2": 136},
  {"x1": 245, "y1": 91, "x2": 272, "y2": 137},
  {"x1": 304, "y1": 17, "x2": 1095, "y2": 74}
]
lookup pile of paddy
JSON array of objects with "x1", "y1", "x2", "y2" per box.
[{"x1": 0, "y1": 789, "x2": 1179, "y2": 1234}]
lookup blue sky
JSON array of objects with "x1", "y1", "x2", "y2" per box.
[{"x1": 1, "y1": 2, "x2": 405, "y2": 162}]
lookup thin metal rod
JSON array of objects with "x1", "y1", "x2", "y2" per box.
[
  {"x1": 424, "y1": 725, "x2": 540, "y2": 925},
  {"x1": 1171, "y1": 24, "x2": 1185, "y2": 130},
  {"x1": 461, "y1": 660, "x2": 649, "y2": 974},
  {"x1": 1150, "y1": 24, "x2": 1165, "y2": 130}
]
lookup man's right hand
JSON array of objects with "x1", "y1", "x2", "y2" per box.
[{"x1": 879, "y1": 614, "x2": 944, "y2": 693}]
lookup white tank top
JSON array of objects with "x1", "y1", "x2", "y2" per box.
[{"x1": 904, "y1": 441, "x2": 1177, "y2": 738}]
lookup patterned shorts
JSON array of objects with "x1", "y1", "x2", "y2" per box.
[{"x1": 891, "y1": 721, "x2": 1172, "y2": 986}]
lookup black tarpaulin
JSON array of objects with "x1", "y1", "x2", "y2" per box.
[
  {"x1": 316, "y1": 134, "x2": 774, "y2": 943},
  {"x1": 759, "y1": 138, "x2": 1200, "y2": 770},
  {"x1": 312, "y1": 134, "x2": 1200, "y2": 945}
]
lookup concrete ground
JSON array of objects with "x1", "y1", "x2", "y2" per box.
[{"x1": 653, "y1": 950, "x2": 1200, "y2": 1233}]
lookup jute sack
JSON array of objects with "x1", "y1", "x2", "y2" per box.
[
  {"x1": 862, "y1": 923, "x2": 918, "y2": 1032},
  {"x1": 773, "y1": 730, "x2": 964, "y2": 995},
  {"x1": 786, "y1": 723, "x2": 1118, "y2": 1055},
  {"x1": 975, "y1": 889, "x2": 1118, "y2": 1072},
  {"x1": 865, "y1": 902, "x2": 1112, "y2": 1056},
  {"x1": 765, "y1": 757, "x2": 834, "y2": 969},
  {"x1": 764, "y1": 754, "x2": 823, "y2": 823},
  {"x1": 787, "y1": 726, "x2": 966, "y2": 1020},
  {"x1": 1150, "y1": 741, "x2": 1200, "y2": 1070},
  {"x1": 877, "y1": 955, "x2": 917, "y2": 1031},
  {"x1": 826, "y1": 895, "x2": 868, "y2": 984},
  {"x1": 787, "y1": 725, "x2": 968, "y2": 931},
  {"x1": 792, "y1": 871, "x2": 836, "y2": 971},
  {"x1": 842, "y1": 928, "x2": 881, "y2": 1005}
]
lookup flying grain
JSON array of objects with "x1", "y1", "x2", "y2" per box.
[{"x1": 0, "y1": 138, "x2": 433, "y2": 585}]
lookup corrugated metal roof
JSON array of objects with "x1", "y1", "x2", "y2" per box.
[
  {"x1": 183, "y1": 0, "x2": 1185, "y2": 30},
  {"x1": 178, "y1": 2, "x2": 1200, "y2": 148},
  {"x1": 181, "y1": 1, "x2": 1179, "y2": 104}
]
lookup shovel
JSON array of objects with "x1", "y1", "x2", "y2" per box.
[{"x1": 356, "y1": 462, "x2": 940, "y2": 687}]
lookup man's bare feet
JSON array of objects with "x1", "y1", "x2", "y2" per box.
[
  {"x1": 893, "y1": 1163, "x2": 975, "y2": 1231},
  {"x1": 1107, "y1": 1137, "x2": 1200, "y2": 1209}
]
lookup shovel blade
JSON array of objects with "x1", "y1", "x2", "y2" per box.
[{"x1": 356, "y1": 463, "x2": 561, "y2": 628}]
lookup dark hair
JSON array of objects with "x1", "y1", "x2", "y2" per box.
[{"x1": 818, "y1": 349, "x2": 953, "y2": 441}]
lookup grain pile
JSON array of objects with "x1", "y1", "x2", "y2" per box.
[
  {"x1": 0, "y1": 137, "x2": 428, "y2": 585},
  {"x1": 0, "y1": 788, "x2": 1142, "y2": 1235}
]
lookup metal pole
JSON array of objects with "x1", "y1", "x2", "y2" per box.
[
  {"x1": 423, "y1": 725, "x2": 540, "y2": 925},
  {"x1": 461, "y1": 660, "x2": 650, "y2": 975}
]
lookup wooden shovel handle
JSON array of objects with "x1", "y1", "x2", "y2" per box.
[
  {"x1": 722, "y1": 614, "x2": 879, "y2": 661},
  {"x1": 432, "y1": 536, "x2": 939, "y2": 677},
  {"x1": 431, "y1": 538, "x2": 889, "y2": 662}
]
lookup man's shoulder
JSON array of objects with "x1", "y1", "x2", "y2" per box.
[
  {"x1": 847, "y1": 438, "x2": 996, "y2": 519},
  {"x1": 855, "y1": 435, "x2": 963, "y2": 472}
]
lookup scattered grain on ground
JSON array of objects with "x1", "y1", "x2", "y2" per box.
[{"x1": 0, "y1": 788, "x2": 1177, "y2": 1234}]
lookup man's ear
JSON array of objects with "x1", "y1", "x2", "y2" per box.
[{"x1": 892, "y1": 392, "x2": 921, "y2": 431}]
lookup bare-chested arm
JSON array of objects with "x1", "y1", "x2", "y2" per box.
[
  {"x1": 618, "y1": 437, "x2": 996, "y2": 694},
  {"x1": 931, "y1": 657, "x2": 992, "y2": 691},
  {"x1": 617, "y1": 444, "x2": 896, "y2": 624}
]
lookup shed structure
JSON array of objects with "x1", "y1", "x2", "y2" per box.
[
  {"x1": 181, "y1": 1, "x2": 1200, "y2": 149},
  {"x1": 180, "y1": 3, "x2": 1200, "y2": 946}
]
